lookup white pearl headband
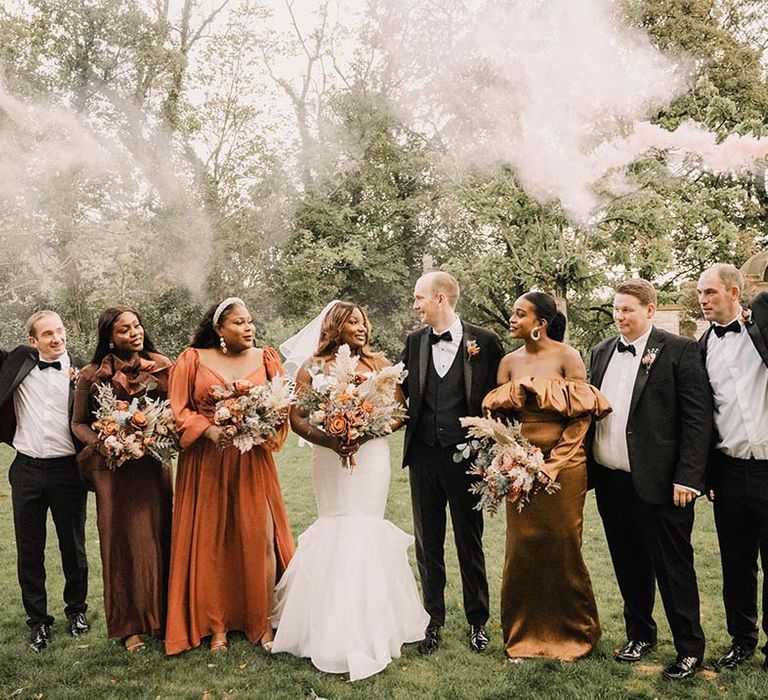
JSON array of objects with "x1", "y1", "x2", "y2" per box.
[{"x1": 212, "y1": 297, "x2": 245, "y2": 326}]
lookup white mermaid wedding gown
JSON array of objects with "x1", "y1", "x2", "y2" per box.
[{"x1": 271, "y1": 437, "x2": 429, "y2": 681}]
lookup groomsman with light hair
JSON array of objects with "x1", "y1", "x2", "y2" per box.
[
  {"x1": 0, "y1": 311, "x2": 89, "y2": 652},
  {"x1": 402, "y1": 271, "x2": 504, "y2": 655},
  {"x1": 698, "y1": 263, "x2": 768, "y2": 671},
  {"x1": 588, "y1": 278, "x2": 711, "y2": 680}
]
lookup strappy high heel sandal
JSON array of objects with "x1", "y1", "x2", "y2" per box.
[
  {"x1": 209, "y1": 632, "x2": 228, "y2": 653},
  {"x1": 124, "y1": 634, "x2": 146, "y2": 653},
  {"x1": 260, "y1": 621, "x2": 274, "y2": 653}
]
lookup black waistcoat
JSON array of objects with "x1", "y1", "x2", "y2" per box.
[{"x1": 415, "y1": 345, "x2": 468, "y2": 447}]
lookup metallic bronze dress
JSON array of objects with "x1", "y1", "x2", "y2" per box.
[{"x1": 483, "y1": 377, "x2": 611, "y2": 661}]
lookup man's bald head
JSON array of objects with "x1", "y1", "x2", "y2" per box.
[{"x1": 417, "y1": 271, "x2": 460, "y2": 308}]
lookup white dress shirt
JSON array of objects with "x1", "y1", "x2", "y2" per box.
[
  {"x1": 593, "y1": 327, "x2": 652, "y2": 472},
  {"x1": 13, "y1": 353, "x2": 76, "y2": 458},
  {"x1": 707, "y1": 314, "x2": 768, "y2": 460},
  {"x1": 431, "y1": 315, "x2": 464, "y2": 378}
]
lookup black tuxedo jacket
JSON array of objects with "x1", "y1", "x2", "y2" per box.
[
  {"x1": 401, "y1": 320, "x2": 504, "y2": 467},
  {"x1": 588, "y1": 326, "x2": 713, "y2": 504},
  {"x1": 0, "y1": 345, "x2": 83, "y2": 449}
]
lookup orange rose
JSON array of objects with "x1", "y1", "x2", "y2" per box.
[
  {"x1": 337, "y1": 393, "x2": 352, "y2": 403},
  {"x1": 361, "y1": 401, "x2": 373, "y2": 412},
  {"x1": 326, "y1": 415, "x2": 348, "y2": 437},
  {"x1": 115, "y1": 400, "x2": 130, "y2": 411},
  {"x1": 101, "y1": 420, "x2": 118, "y2": 436},
  {"x1": 131, "y1": 411, "x2": 148, "y2": 428},
  {"x1": 233, "y1": 379, "x2": 254, "y2": 395}
]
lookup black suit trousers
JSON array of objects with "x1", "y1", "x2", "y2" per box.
[
  {"x1": 711, "y1": 455, "x2": 768, "y2": 654},
  {"x1": 594, "y1": 466, "x2": 705, "y2": 657},
  {"x1": 9, "y1": 453, "x2": 88, "y2": 627},
  {"x1": 408, "y1": 438, "x2": 489, "y2": 627}
]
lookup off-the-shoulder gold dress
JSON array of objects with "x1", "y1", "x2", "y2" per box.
[{"x1": 483, "y1": 377, "x2": 611, "y2": 661}]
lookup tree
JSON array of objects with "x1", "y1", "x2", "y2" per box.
[{"x1": 272, "y1": 89, "x2": 437, "y2": 356}]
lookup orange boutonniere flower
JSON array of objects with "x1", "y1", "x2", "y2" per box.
[
  {"x1": 467, "y1": 338, "x2": 480, "y2": 360},
  {"x1": 641, "y1": 347, "x2": 659, "y2": 374},
  {"x1": 68, "y1": 367, "x2": 81, "y2": 384},
  {"x1": 741, "y1": 307, "x2": 753, "y2": 325}
]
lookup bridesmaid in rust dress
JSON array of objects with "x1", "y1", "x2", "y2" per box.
[
  {"x1": 482, "y1": 292, "x2": 611, "y2": 661},
  {"x1": 165, "y1": 297, "x2": 295, "y2": 655},
  {"x1": 72, "y1": 306, "x2": 173, "y2": 652}
]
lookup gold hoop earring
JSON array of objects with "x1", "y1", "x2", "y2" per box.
[
  {"x1": 219, "y1": 335, "x2": 228, "y2": 354},
  {"x1": 531, "y1": 327, "x2": 541, "y2": 342}
]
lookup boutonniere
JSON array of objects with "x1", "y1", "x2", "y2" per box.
[
  {"x1": 68, "y1": 367, "x2": 81, "y2": 384},
  {"x1": 466, "y1": 338, "x2": 481, "y2": 360},
  {"x1": 641, "y1": 347, "x2": 659, "y2": 373},
  {"x1": 741, "y1": 307, "x2": 753, "y2": 325}
]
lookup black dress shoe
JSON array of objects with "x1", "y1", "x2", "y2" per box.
[
  {"x1": 614, "y1": 639, "x2": 655, "y2": 663},
  {"x1": 418, "y1": 626, "x2": 441, "y2": 655},
  {"x1": 469, "y1": 625, "x2": 489, "y2": 653},
  {"x1": 67, "y1": 612, "x2": 90, "y2": 637},
  {"x1": 29, "y1": 623, "x2": 51, "y2": 652},
  {"x1": 662, "y1": 656, "x2": 701, "y2": 680},
  {"x1": 715, "y1": 643, "x2": 755, "y2": 670}
]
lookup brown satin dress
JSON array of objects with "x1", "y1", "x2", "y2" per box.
[
  {"x1": 164, "y1": 347, "x2": 295, "y2": 655},
  {"x1": 482, "y1": 377, "x2": 611, "y2": 661},
  {"x1": 72, "y1": 353, "x2": 173, "y2": 640}
]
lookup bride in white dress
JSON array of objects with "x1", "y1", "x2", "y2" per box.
[{"x1": 271, "y1": 301, "x2": 429, "y2": 681}]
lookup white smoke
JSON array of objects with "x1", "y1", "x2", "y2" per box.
[
  {"x1": 592, "y1": 119, "x2": 768, "y2": 176},
  {"x1": 0, "y1": 80, "x2": 212, "y2": 296},
  {"x1": 380, "y1": 0, "x2": 763, "y2": 220}
]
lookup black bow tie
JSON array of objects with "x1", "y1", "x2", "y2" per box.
[
  {"x1": 713, "y1": 320, "x2": 741, "y2": 339},
  {"x1": 37, "y1": 360, "x2": 62, "y2": 371},
  {"x1": 616, "y1": 341, "x2": 636, "y2": 356},
  {"x1": 429, "y1": 330, "x2": 453, "y2": 345}
]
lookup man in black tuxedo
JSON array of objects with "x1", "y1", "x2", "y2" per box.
[
  {"x1": 697, "y1": 263, "x2": 768, "y2": 671},
  {"x1": 0, "y1": 311, "x2": 89, "y2": 652},
  {"x1": 588, "y1": 278, "x2": 711, "y2": 680},
  {"x1": 401, "y1": 271, "x2": 504, "y2": 655}
]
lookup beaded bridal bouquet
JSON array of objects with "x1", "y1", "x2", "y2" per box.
[
  {"x1": 455, "y1": 415, "x2": 559, "y2": 514},
  {"x1": 210, "y1": 376, "x2": 295, "y2": 453},
  {"x1": 299, "y1": 344, "x2": 408, "y2": 470},
  {"x1": 92, "y1": 383, "x2": 179, "y2": 469}
]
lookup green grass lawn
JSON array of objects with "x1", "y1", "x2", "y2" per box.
[{"x1": 1, "y1": 440, "x2": 767, "y2": 699}]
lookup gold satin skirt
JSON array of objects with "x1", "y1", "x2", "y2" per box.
[{"x1": 500, "y1": 463, "x2": 600, "y2": 660}]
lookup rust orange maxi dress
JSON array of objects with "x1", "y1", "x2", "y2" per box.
[
  {"x1": 483, "y1": 377, "x2": 611, "y2": 661},
  {"x1": 165, "y1": 347, "x2": 295, "y2": 655}
]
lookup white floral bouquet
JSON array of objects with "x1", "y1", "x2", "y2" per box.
[
  {"x1": 300, "y1": 344, "x2": 408, "y2": 469},
  {"x1": 210, "y1": 376, "x2": 295, "y2": 453},
  {"x1": 92, "y1": 383, "x2": 179, "y2": 469},
  {"x1": 454, "y1": 415, "x2": 559, "y2": 515}
]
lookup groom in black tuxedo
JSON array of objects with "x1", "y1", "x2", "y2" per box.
[
  {"x1": 588, "y1": 278, "x2": 711, "y2": 680},
  {"x1": 0, "y1": 311, "x2": 89, "y2": 652},
  {"x1": 698, "y1": 263, "x2": 768, "y2": 671},
  {"x1": 401, "y1": 271, "x2": 504, "y2": 654}
]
